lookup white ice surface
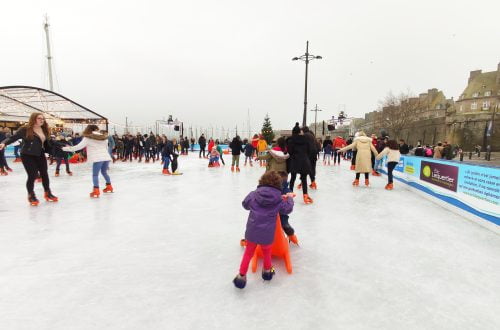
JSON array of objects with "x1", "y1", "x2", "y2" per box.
[{"x1": 0, "y1": 155, "x2": 499, "y2": 330}]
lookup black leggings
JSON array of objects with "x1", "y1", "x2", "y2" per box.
[
  {"x1": 387, "y1": 161, "x2": 398, "y2": 183},
  {"x1": 290, "y1": 172, "x2": 308, "y2": 194},
  {"x1": 199, "y1": 147, "x2": 206, "y2": 157},
  {"x1": 21, "y1": 154, "x2": 50, "y2": 194},
  {"x1": 55, "y1": 157, "x2": 70, "y2": 172},
  {"x1": 355, "y1": 173, "x2": 369, "y2": 180}
]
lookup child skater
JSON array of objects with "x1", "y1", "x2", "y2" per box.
[
  {"x1": 243, "y1": 138, "x2": 254, "y2": 166},
  {"x1": 62, "y1": 125, "x2": 113, "y2": 197},
  {"x1": 208, "y1": 146, "x2": 220, "y2": 167},
  {"x1": 233, "y1": 171, "x2": 294, "y2": 289},
  {"x1": 323, "y1": 142, "x2": 332, "y2": 165},
  {"x1": 375, "y1": 139, "x2": 401, "y2": 190}
]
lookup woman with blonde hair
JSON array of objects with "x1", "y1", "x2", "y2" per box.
[
  {"x1": 0, "y1": 112, "x2": 58, "y2": 205},
  {"x1": 338, "y1": 131, "x2": 378, "y2": 186}
]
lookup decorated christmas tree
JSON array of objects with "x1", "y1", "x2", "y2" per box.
[{"x1": 261, "y1": 114, "x2": 275, "y2": 144}]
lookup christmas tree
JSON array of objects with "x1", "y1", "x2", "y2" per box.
[{"x1": 261, "y1": 114, "x2": 275, "y2": 144}]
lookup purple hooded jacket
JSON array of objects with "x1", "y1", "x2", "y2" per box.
[{"x1": 242, "y1": 185, "x2": 294, "y2": 245}]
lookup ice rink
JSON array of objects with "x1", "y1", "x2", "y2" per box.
[{"x1": 1, "y1": 154, "x2": 499, "y2": 330}]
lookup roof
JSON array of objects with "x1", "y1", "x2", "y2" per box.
[
  {"x1": 0, "y1": 86, "x2": 107, "y2": 123},
  {"x1": 460, "y1": 71, "x2": 499, "y2": 100}
]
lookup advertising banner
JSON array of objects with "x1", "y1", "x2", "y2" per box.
[{"x1": 420, "y1": 161, "x2": 459, "y2": 192}]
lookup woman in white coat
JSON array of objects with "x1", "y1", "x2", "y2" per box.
[
  {"x1": 63, "y1": 125, "x2": 113, "y2": 197},
  {"x1": 338, "y1": 131, "x2": 378, "y2": 186}
]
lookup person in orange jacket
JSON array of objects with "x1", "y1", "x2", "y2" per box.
[
  {"x1": 332, "y1": 136, "x2": 346, "y2": 165},
  {"x1": 256, "y1": 135, "x2": 268, "y2": 167}
]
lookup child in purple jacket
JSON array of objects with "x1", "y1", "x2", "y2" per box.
[{"x1": 233, "y1": 171, "x2": 294, "y2": 289}]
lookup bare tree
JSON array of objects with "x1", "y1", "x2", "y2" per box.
[{"x1": 377, "y1": 90, "x2": 421, "y2": 138}]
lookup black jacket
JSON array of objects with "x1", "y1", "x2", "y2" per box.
[
  {"x1": 229, "y1": 138, "x2": 243, "y2": 155},
  {"x1": 198, "y1": 136, "x2": 206, "y2": 147},
  {"x1": 286, "y1": 135, "x2": 312, "y2": 175},
  {"x1": 399, "y1": 143, "x2": 410, "y2": 155},
  {"x1": 1, "y1": 127, "x2": 51, "y2": 157},
  {"x1": 52, "y1": 140, "x2": 72, "y2": 158}
]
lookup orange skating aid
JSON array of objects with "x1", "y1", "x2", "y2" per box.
[{"x1": 250, "y1": 215, "x2": 293, "y2": 274}]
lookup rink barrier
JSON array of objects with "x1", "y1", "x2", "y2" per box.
[{"x1": 379, "y1": 156, "x2": 500, "y2": 234}]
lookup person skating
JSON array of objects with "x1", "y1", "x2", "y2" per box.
[
  {"x1": 198, "y1": 134, "x2": 207, "y2": 158},
  {"x1": 256, "y1": 135, "x2": 268, "y2": 167},
  {"x1": 161, "y1": 137, "x2": 174, "y2": 174},
  {"x1": 233, "y1": 171, "x2": 294, "y2": 289},
  {"x1": 302, "y1": 127, "x2": 318, "y2": 189},
  {"x1": 376, "y1": 140, "x2": 400, "y2": 190},
  {"x1": 62, "y1": 125, "x2": 113, "y2": 197},
  {"x1": 229, "y1": 136, "x2": 244, "y2": 172},
  {"x1": 286, "y1": 123, "x2": 313, "y2": 204},
  {"x1": 53, "y1": 135, "x2": 73, "y2": 176},
  {"x1": 0, "y1": 127, "x2": 12, "y2": 175},
  {"x1": 338, "y1": 131, "x2": 378, "y2": 186},
  {"x1": 0, "y1": 113, "x2": 58, "y2": 205},
  {"x1": 258, "y1": 137, "x2": 289, "y2": 173},
  {"x1": 242, "y1": 138, "x2": 254, "y2": 166},
  {"x1": 215, "y1": 140, "x2": 225, "y2": 165}
]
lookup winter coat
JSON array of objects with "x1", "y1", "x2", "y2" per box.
[
  {"x1": 286, "y1": 135, "x2": 312, "y2": 175},
  {"x1": 304, "y1": 131, "x2": 317, "y2": 158},
  {"x1": 242, "y1": 185, "x2": 294, "y2": 245},
  {"x1": 376, "y1": 147, "x2": 400, "y2": 163},
  {"x1": 256, "y1": 139, "x2": 268, "y2": 153},
  {"x1": 399, "y1": 143, "x2": 409, "y2": 155},
  {"x1": 259, "y1": 148, "x2": 289, "y2": 173},
  {"x1": 333, "y1": 137, "x2": 346, "y2": 150},
  {"x1": 208, "y1": 140, "x2": 215, "y2": 152},
  {"x1": 339, "y1": 135, "x2": 378, "y2": 173},
  {"x1": 243, "y1": 144, "x2": 254, "y2": 157},
  {"x1": 229, "y1": 139, "x2": 243, "y2": 155},
  {"x1": 1, "y1": 127, "x2": 52, "y2": 157},
  {"x1": 52, "y1": 140, "x2": 72, "y2": 158},
  {"x1": 162, "y1": 141, "x2": 174, "y2": 157},
  {"x1": 63, "y1": 132, "x2": 112, "y2": 163},
  {"x1": 198, "y1": 136, "x2": 206, "y2": 147},
  {"x1": 324, "y1": 144, "x2": 333, "y2": 154},
  {"x1": 433, "y1": 146, "x2": 444, "y2": 159}
]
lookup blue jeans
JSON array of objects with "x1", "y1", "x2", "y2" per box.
[
  {"x1": 163, "y1": 156, "x2": 170, "y2": 169},
  {"x1": 374, "y1": 158, "x2": 382, "y2": 172},
  {"x1": 92, "y1": 161, "x2": 111, "y2": 187}
]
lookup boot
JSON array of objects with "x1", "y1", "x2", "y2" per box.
[
  {"x1": 66, "y1": 170, "x2": 73, "y2": 176},
  {"x1": 288, "y1": 234, "x2": 299, "y2": 245},
  {"x1": 385, "y1": 183, "x2": 393, "y2": 190},
  {"x1": 103, "y1": 183, "x2": 113, "y2": 193},
  {"x1": 55, "y1": 170, "x2": 60, "y2": 177},
  {"x1": 231, "y1": 165, "x2": 234, "y2": 172},
  {"x1": 352, "y1": 179, "x2": 359, "y2": 186},
  {"x1": 262, "y1": 267, "x2": 275, "y2": 281},
  {"x1": 236, "y1": 167, "x2": 240, "y2": 172},
  {"x1": 303, "y1": 194, "x2": 313, "y2": 204},
  {"x1": 233, "y1": 274, "x2": 247, "y2": 289},
  {"x1": 309, "y1": 181, "x2": 317, "y2": 189},
  {"x1": 44, "y1": 191, "x2": 58, "y2": 202},
  {"x1": 162, "y1": 169, "x2": 171, "y2": 175},
  {"x1": 28, "y1": 192, "x2": 39, "y2": 206},
  {"x1": 365, "y1": 179, "x2": 370, "y2": 186},
  {"x1": 89, "y1": 187, "x2": 100, "y2": 198}
]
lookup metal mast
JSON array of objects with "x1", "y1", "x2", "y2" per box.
[{"x1": 44, "y1": 15, "x2": 54, "y2": 91}]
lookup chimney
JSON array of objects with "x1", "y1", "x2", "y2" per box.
[{"x1": 468, "y1": 70, "x2": 482, "y2": 84}]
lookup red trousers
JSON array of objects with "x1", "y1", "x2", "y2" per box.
[{"x1": 239, "y1": 241, "x2": 272, "y2": 275}]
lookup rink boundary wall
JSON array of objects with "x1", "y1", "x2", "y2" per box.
[{"x1": 379, "y1": 156, "x2": 500, "y2": 234}]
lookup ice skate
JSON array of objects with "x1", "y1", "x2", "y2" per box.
[
  {"x1": 103, "y1": 183, "x2": 113, "y2": 193},
  {"x1": 0, "y1": 169, "x2": 8, "y2": 176},
  {"x1": 6, "y1": 167, "x2": 12, "y2": 172},
  {"x1": 55, "y1": 170, "x2": 60, "y2": 177},
  {"x1": 28, "y1": 193, "x2": 39, "y2": 206},
  {"x1": 352, "y1": 179, "x2": 359, "y2": 186},
  {"x1": 350, "y1": 165, "x2": 355, "y2": 170},
  {"x1": 365, "y1": 179, "x2": 370, "y2": 186},
  {"x1": 240, "y1": 239, "x2": 247, "y2": 247},
  {"x1": 236, "y1": 167, "x2": 240, "y2": 172},
  {"x1": 233, "y1": 274, "x2": 247, "y2": 289},
  {"x1": 89, "y1": 187, "x2": 100, "y2": 198},
  {"x1": 288, "y1": 234, "x2": 299, "y2": 245},
  {"x1": 262, "y1": 267, "x2": 275, "y2": 281},
  {"x1": 385, "y1": 183, "x2": 393, "y2": 190},
  {"x1": 44, "y1": 191, "x2": 58, "y2": 202},
  {"x1": 309, "y1": 181, "x2": 317, "y2": 190},
  {"x1": 297, "y1": 183, "x2": 302, "y2": 189},
  {"x1": 162, "y1": 169, "x2": 171, "y2": 175},
  {"x1": 66, "y1": 170, "x2": 73, "y2": 176},
  {"x1": 303, "y1": 194, "x2": 313, "y2": 204},
  {"x1": 372, "y1": 170, "x2": 381, "y2": 176},
  {"x1": 231, "y1": 165, "x2": 234, "y2": 172}
]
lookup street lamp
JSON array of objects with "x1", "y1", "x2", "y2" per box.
[{"x1": 292, "y1": 40, "x2": 322, "y2": 127}]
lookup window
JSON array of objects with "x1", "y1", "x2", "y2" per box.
[
  {"x1": 472, "y1": 92, "x2": 479, "y2": 97},
  {"x1": 471, "y1": 102, "x2": 477, "y2": 110},
  {"x1": 482, "y1": 101, "x2": 490, "y2": 110},
  {"x1": 484, "y1": 90, "x2": 491, "y2": 97}
]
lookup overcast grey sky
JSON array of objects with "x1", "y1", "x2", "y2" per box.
[{"x1": 1, "y1": 0, "x2": 499, "y2": 134}]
